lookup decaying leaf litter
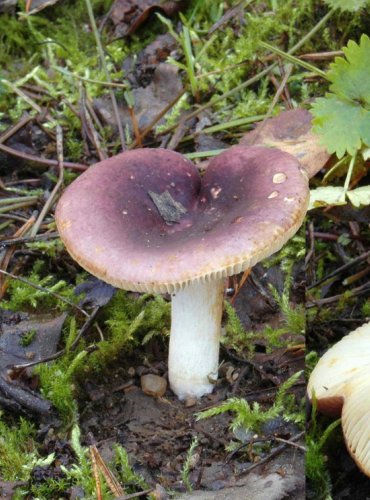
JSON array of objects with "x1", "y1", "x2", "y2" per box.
[{"x1": 0, "y1": 0, "x2": 369, "y2": 498}]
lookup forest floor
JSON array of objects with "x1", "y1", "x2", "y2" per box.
[{"x1": 0, "y1": 1, "x2": 369, "y2": 499}]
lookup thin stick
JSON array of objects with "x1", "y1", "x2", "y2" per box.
[
  {"x1": 30, "y1": 125, "x2": 64, "y2": 237},
  {"x1": 0, "y1": 196, "x2": 39, "y2": 205},
  {"x1": 300, "y1": 50, "x2": 343, "y2": 60},
  {"x1": 308, "y1": 249, "x2": 370, "y2": 289},
  {"x1": 91, "y1": 445, "x2": 125, "y2": 497},
  {"x1": 0, "y1": 142, "x2": 87, "y2": 171},
  {"x1": 115, "y1": 491, "x2": 153, "y2": 500},
  {"x1": 0, "y1": 115, "x2": 33, "y2": 144},
  {"x1": 55, "y1": 66, "x2": 128, "y2": 89},
  {"x1": 129, "y1": 88, "x2": 186, "y2": 149},
  {"x1": 0, "y1": 214, "x2": 36, "y2": 296},
  {"x1": 307, "y1": 282, "x2": 370, "y2": 308},
  {"x1": 0, "y1": 200, "x2": 38, "y2": 214},
  {"x1": 0, "y1": 232, "x2": 59, "y2": 247},
  {"x1": 85, "y1": 0, "x2": 126, "y2": 152},
  {"x1": 90, "y1": 447, "x2": 103, "y2": 500},
  {"x1": 235, "y1": 431, "x2": 305, "y2": 477}
]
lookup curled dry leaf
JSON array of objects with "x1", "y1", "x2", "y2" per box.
[
  {"x1": 110, "y1": 0, "x2": 185, "y2": 37},
  {"x1": 240, "y1": 109, "x2": 331, "y2": 179}
]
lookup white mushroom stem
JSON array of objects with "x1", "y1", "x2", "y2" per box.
[{"x1": 168, "y1": 278, "x2": 225, "y2": 400}]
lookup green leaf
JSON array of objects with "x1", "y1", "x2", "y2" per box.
[
  {"x1": 329, "y1": 35, "x2": 370, "y2": 104},
  {"x1": 324, "y1": 0, "x2": 369, "y2": 11},
  {"x1": 309, "y1": 185, "x2": 370, "y2": 209},
  {"x1": 309, "y1": 186, "x2": 346, "y2": 209},
  {"x1": 346, "y1": 185, "x2": 370, "y2": 207},
  {"x1": 312, "y1": 35, "x2": 370, "y2": 158}
]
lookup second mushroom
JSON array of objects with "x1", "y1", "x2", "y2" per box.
[{"x1": 56, "y1": 146, "x2": 309, "y2": 399}]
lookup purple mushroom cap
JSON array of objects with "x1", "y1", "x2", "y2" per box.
[{"x1": 56, "y1": 146, "x2": 309, "y2": 293}]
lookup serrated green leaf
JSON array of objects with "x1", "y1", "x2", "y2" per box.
[
  {"x1": 312, "y1": 95, "x2": 370, "y2": 157},
  {"x1": 309, "y1": 185, "x2": 370, "y2": 209},
  {"x1": 329, "y1": 34, "x2": 370, "y2": 104},
  {"x1": 346, "y1": 185, "x2": 370, "y2": 207},
  {"x1": 309, "y1": 186, "x2": 346, "y2": 209},
  {"x1": 312, "y1": 35, "x2": 370, "y2": 158},
  {"x1": 324, "y1": 0, "x2": 369, "y2": 12}
]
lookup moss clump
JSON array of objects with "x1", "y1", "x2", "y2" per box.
[
  {"x1": 86, "y1": 291, "x2": 170, "y2": 372},
  {"x1": 1, "y1": 260, "x2": 79, "y2": 312},
  {"x1": 197, "y1": 370, "x2": 304, "y2": 435},
  {"x1": 0, "y1": 414, "x2": 38, "y2": 481}
]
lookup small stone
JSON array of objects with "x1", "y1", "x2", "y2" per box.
[
  {"x1": 184, "y1": 396, "x2": 197, "y2": 408},
  {"x1": 141, "y1": 374, "x2": 167, "y2": 397},
  {"x1": 127, "y1": 366, "x2": 136, "y2": 377}
]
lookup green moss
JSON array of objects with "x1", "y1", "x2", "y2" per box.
[
  {"x1": 0, "y1": 414, "x2": 37, "y2": 481},
  {"x1": 306, "y1": 400, "x2": 341, "y2": 498},
  {"x1": 86, "y1": 291, "x2": 170, "y2": 372},
  {"x1": 1, "y1": 259, "x2": 78, "y2": 312},
  {"x1": 197, "y1": 370, "x2": 304, "y2": 435},
  {"x1": 20, "y1": 328, "x2": 37, "y2": 347}
]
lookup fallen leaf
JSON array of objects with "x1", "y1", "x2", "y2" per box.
[
  {"x1": 0, "y1": 312, "x2": 66, "y2": 414},
  {"x1": 74, "y1": 277, "x2": 116, "y2": 308},
  {"x1": 240, "y1": 109, "x2": 331, "y2": 179},
  {"x1": 94, "y1": 63, "x2": 183, "y2": 134},
  {"x1": 24, "y1": 0, "x2": 61, "y2": 15},
  {"x1": 110, "y1": 0, "x2": 185, "y2": 38}
]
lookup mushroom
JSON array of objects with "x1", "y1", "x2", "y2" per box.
[
  {"x1": 307, "y1": 322, "x2": 370, "y2": 476},
  {"x1": 56, "y1": 146, "x2": 309, "y2": 399}
]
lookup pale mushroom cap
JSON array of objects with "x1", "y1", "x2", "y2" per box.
[
  {"x1": 342, "y1": 369, "x2": 370, "y2": 476},
  {"x1": 56, "y1": 146, "x2": 309, "y2": 293},
  {"x1": 308, "y1": 322, "x2": 370, "y2": 477},
  {"x1": 307, "y1": 321, "x2": 370, "y2": 415}
]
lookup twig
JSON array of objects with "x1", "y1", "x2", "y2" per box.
[
  {"x1": 0, "y1": 196, "x2": 39, "y2": 205},
  {"x1": 0, "y1": 232, "x2": 59, "y2": 247},
  {"x1": 0, "y1": 200, "x2": 38, "y2": 214},
  {"x1": 55, "y1": 66, "x2": 128, "y2": 89},
  {"x1": 0, "y1": 115, "x2": 33, "y2": 144},
  {"x1": 234, "y1": 431, "x2": 305, "y2": 477},
  {"x1": 274, "y1": 436, "x2": 306, "y2": 451},
  {"x1": 90, "y1": 445, "x2": 125, "y2": 497},
  {"x1": 230, "y1": 268, "x2": 251, "y2": 304},
  {"x1": 85, "y1": 0, "x2": 125, "y2": 151},
  {"x1": 129, "y1": 88, "x2": 186, "y2": 149},
  {"x1": 81, "y1": 89, "x2": 107, "y2": 161},
  {"x1": 115, "y1": 490, "x2": 153, "y2": 500},
  {"x1": 30, "y1": 125, "x2": 64, "y2": 237},
  {"x1": 307, "y1": 282, "x2": 370, "y2": 308},
  {"x1": 300, "y1": 50, "x2": 343, "y2": 60},
  {"x1": 0, "y1": 268, "x2": 89, "y2": 317},
  {"x1": 0, "y1": 214, "x2": 36, "y2": 297},
  {"x1": 307, "y1": 249, "x2": 370, "y2": 289},
  {"x1": 0, "y1": 142, "x2": 87, "y2": 171},
  {"x1": 249, "y1": 64, "x2": 293, "y2": 146},
  {"x1": 90, "y1": 447, "x2": 103, "y2": 500}
]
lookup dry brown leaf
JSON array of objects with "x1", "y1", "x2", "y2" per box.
[{"x1": 240, "y1": 109, "x2": 331, "y2": 179}]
